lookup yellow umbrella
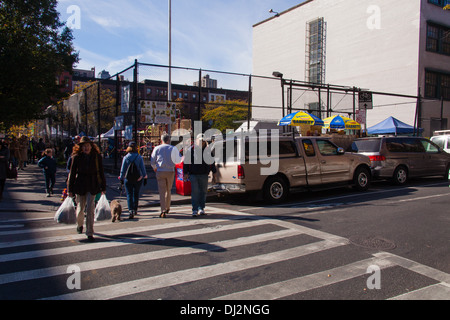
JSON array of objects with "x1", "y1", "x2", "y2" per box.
[{"x1": 323, "y1": 115, "x2": 361, "y2": 130}]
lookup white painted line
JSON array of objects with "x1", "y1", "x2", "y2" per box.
[
  {"x1": 214, "y1": 256, "x2": 396, "y2": 300},
  {"x1": 389, "y1": 283, "x2": 450, "y2": 300},
  {"x1": 0, "y1": 219, "x2": 272, "y2": 263},
  {"x1": 42, "y1": 240, "x2": 344, "y2": 300},
  {"x1": 0, "y1": 208, "x2": 253, "y2": 250},
  {"x1": 373, "y1": 252, "x2": 450, "y2": 284},
  {"x1": 0, "y1": 229, "x2": 300, "y2": 285}
]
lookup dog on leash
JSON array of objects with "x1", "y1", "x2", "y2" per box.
[{"x1": 110, "y1": 200, "x2": 122, "y2": 222}]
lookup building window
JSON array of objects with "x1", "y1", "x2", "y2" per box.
[
  {"x1": 425, "y1": 70, "x2": 450, "y2": 100},
  {"x1": 426, "y1": 22, "x2": 450, "y2": 56}
]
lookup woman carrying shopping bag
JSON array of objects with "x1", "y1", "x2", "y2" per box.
[
  {"x1": 67, "y1": 137, "x2": 106, "y2": 241},
  {"x1": 119, "y1": 142, "x2": 147, "y2": 219}
]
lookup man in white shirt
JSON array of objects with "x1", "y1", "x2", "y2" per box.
[{"x1": 150, "y1": 133, "x2": 182, "y2": 217}]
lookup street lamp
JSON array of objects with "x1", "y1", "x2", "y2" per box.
[
  {"x1": 269, "y1": 9, "x2": 279, "y2": 17},
  {"x1": 273, "y1": 71, "x2": 285, "y2": 118},
  {"x1": 168, "y1": 0, "x2": 172, "y2": 103}
]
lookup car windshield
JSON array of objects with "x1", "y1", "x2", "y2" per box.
[
  {"x1": 431, "y1": 136, "x2": 447, "y2": 149},
  {"x1": 350, "y1": 139, "x2": 381, "y2": 153}
]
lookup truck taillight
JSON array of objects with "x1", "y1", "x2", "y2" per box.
[
  {"x1": 369, "y1": 155, "x2": 386, "y2": 162},
  {"x1": 238, "y1": 165, "x2": 245, "y2": 179}
]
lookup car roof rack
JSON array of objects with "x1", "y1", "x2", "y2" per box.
[{"x1": 433, "y1": 130, "x2": 450, "y2": 136}]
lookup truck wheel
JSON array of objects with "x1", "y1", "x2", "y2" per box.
[
  {"x1": 354, "y1": 167, "x2": 370, "y2": 191},
  {"x1": 264, "y1": 176, "x2": 288, "y2": 204},
  {"x1": 393, "y1": 166, "x2": 408, "y2": 185}
]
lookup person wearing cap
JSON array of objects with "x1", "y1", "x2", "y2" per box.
[
  {"x1": 150, "y1": 133, "x2": 182, "y2": 218},
  {"x1": 119, "y1": 141, "x2": 147, "y2": 219},
  {"x1": 183, "y1": 134, "x2": 216, "y2": 217},
  {"x1": 67, "y1": 137, "x2": 106, "y2": 241}
]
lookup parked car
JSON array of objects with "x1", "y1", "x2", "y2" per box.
[
  {"x1": 430, "y1": 132, "x2": 450, "y2": 153},
  {"x1": 210, "y1": 135, "x2": 372, "y2": 203},
  {"x1": 350, "y1": 136, "x2": 450, "y2": 185}
]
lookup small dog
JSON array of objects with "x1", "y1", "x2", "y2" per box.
[{"x1": 110, "y1": 200, "x2": 122, "y2": 222}]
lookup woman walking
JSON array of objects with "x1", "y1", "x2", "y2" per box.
[
  {"x1": 67, "y1": 137, "x2": 106, "y2": 241},
  {"x1": 119, "y1": 142, "x2": 147, "y2": 219}
]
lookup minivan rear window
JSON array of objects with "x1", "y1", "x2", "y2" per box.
[{"x1": 350, "y1": 139, "x2": 381, "y2": 153}]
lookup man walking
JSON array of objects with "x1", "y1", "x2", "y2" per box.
[{"x1": 151, "y1": 133, "x2": 182, "y2": 218}]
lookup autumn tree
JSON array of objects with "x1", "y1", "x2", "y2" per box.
[
  {"x1": 201, "y1": 99, "x2": 250, "y2": 133},
  {"x1": 0, "y1": 0, "x2": 79, "y2": 129}
]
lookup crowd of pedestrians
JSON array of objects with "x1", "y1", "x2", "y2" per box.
[{"x1": 1, "y1": 132, "x2": 217, "y2": 240}]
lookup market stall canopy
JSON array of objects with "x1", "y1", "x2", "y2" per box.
[
  {"x1": 367, "y1": 116, "x2": 423, "y2": 135},
  {"x1": 278, "y1": 111, "x2": 324, "y2": 127},
  {"x1": 323, "y1": 115, "x2": 361, "y2": 130},
  {"x1": 101, "y1": 127, "x2": 123, "y2": 139}
]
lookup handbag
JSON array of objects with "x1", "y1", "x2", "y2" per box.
[{"x1": 6, "y1": 162, "x2": 17, "y2": 180}]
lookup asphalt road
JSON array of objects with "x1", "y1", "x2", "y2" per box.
[{"x1": 0, "y1": 166, "x2": 449, "y2": 308}]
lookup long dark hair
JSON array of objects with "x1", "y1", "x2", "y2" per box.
[{"x1": 72, "y1": 142, "x2": 100, "y2": 156}]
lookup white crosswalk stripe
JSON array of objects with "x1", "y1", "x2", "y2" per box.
[{"x1": 0, "y1": 205, "x2": 449, "y2": 300}]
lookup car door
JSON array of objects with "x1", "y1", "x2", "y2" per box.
[
  {"x1": 314, "y1": 139, "x2": 351, "y2": 184},
  {"x1": 299, "y1": 139, "x2": 322, "y2": 185},
  {"x1": 420, "y1": 138, "x2": 447, "y2": 176}
]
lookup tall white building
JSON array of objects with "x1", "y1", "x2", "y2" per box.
[{"x1": 252, "y1": 0, "x2": 449, "y2": 136}]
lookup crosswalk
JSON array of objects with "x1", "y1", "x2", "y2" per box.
[{"x1": 0, "y1": 205, "x2": 449, "y2": 301}]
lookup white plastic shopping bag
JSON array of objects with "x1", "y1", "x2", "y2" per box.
[
  {"x1": 95, "y1": 194, "x2": 111, "y2": 221},
  {"x1": 54, "y1": 197, "x2": 77, "y2": 224}
]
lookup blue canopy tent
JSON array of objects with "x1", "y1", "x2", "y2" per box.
[{"x1": 367, "y1": 117, "x2": 423, "y2": 135}]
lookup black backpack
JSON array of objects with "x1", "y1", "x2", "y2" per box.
[{"x1": 125, "y1": 156, "x2": 140, "y2": 183}]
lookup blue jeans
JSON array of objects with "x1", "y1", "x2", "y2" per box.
[
  {"x1": 189, "y1": 174, "x2": 209, "y2": 212},
  {"x1": 44, "y1": 172, "x2": 55, "y2": 193},
  {"x1": 125, "y1": 180, "x2": 142, "y2": 212}
]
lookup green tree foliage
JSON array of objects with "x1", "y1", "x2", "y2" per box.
[
  {"x1": 0, "y1": 0, "x2": 79, "y2": 129},
  {"x1": 202, "y1": 99, "x2": 250, "y2": 133}
]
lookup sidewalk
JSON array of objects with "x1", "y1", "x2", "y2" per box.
[{"x1": 0, "y1": 162, "x2": 198, "y2": 215}]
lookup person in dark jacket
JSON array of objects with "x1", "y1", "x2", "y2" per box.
[
  {"x1": 183, "y1": 134, "x2": 216, "y2": 217},
  {"x1": 38, "y1": 148, "x2": 57, "y2": 197},
  {"x1": 67, "y1": 137, "x2": 106, "y2": 241},
  {"x1": 0, "y1": 141, "x2": 10, "y2": 202}
]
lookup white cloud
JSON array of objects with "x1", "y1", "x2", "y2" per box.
[{"x1": 59, "y1": 0, "x2": 304, "y2": 80}]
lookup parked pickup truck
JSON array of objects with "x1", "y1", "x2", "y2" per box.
[{"x1": 210, "y1": 135, "x2": 371, "y2": 203}]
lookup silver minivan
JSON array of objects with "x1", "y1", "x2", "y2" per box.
[{"x1": 350, "y1": 137, "x2": 450, "y2": 184}]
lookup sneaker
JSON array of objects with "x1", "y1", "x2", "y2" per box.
[
  {"x1": 46, "y1": 193, "x2": 51, "y2": 197},
  {"x1": 199, "y1": 209, "x2": 206, "y2": 216},
  {"x1": 87, "y1": 235, "x2": 95, "y2": 242},
  {"x1": 192, "y1": 211, "x2": 198, "y2": 217},
  {"x1": 76, "y1": 226, "x2": 83, "y2": 234}
]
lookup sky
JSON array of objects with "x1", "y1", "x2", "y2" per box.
[{"x1": 56, "y1": 0, "x2": 304, "y2": 88}]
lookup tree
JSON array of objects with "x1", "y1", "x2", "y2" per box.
[
  {"x1": 202, "y1": 99, "x2": 250, "y2": 133},
  {"x1": 0, "y1": 0, "x2": 79, "y2": 129}
]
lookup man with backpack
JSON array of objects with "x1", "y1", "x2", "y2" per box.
[{"x1": 119, "y1": 142, "x2": 147, "y2": 219}]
